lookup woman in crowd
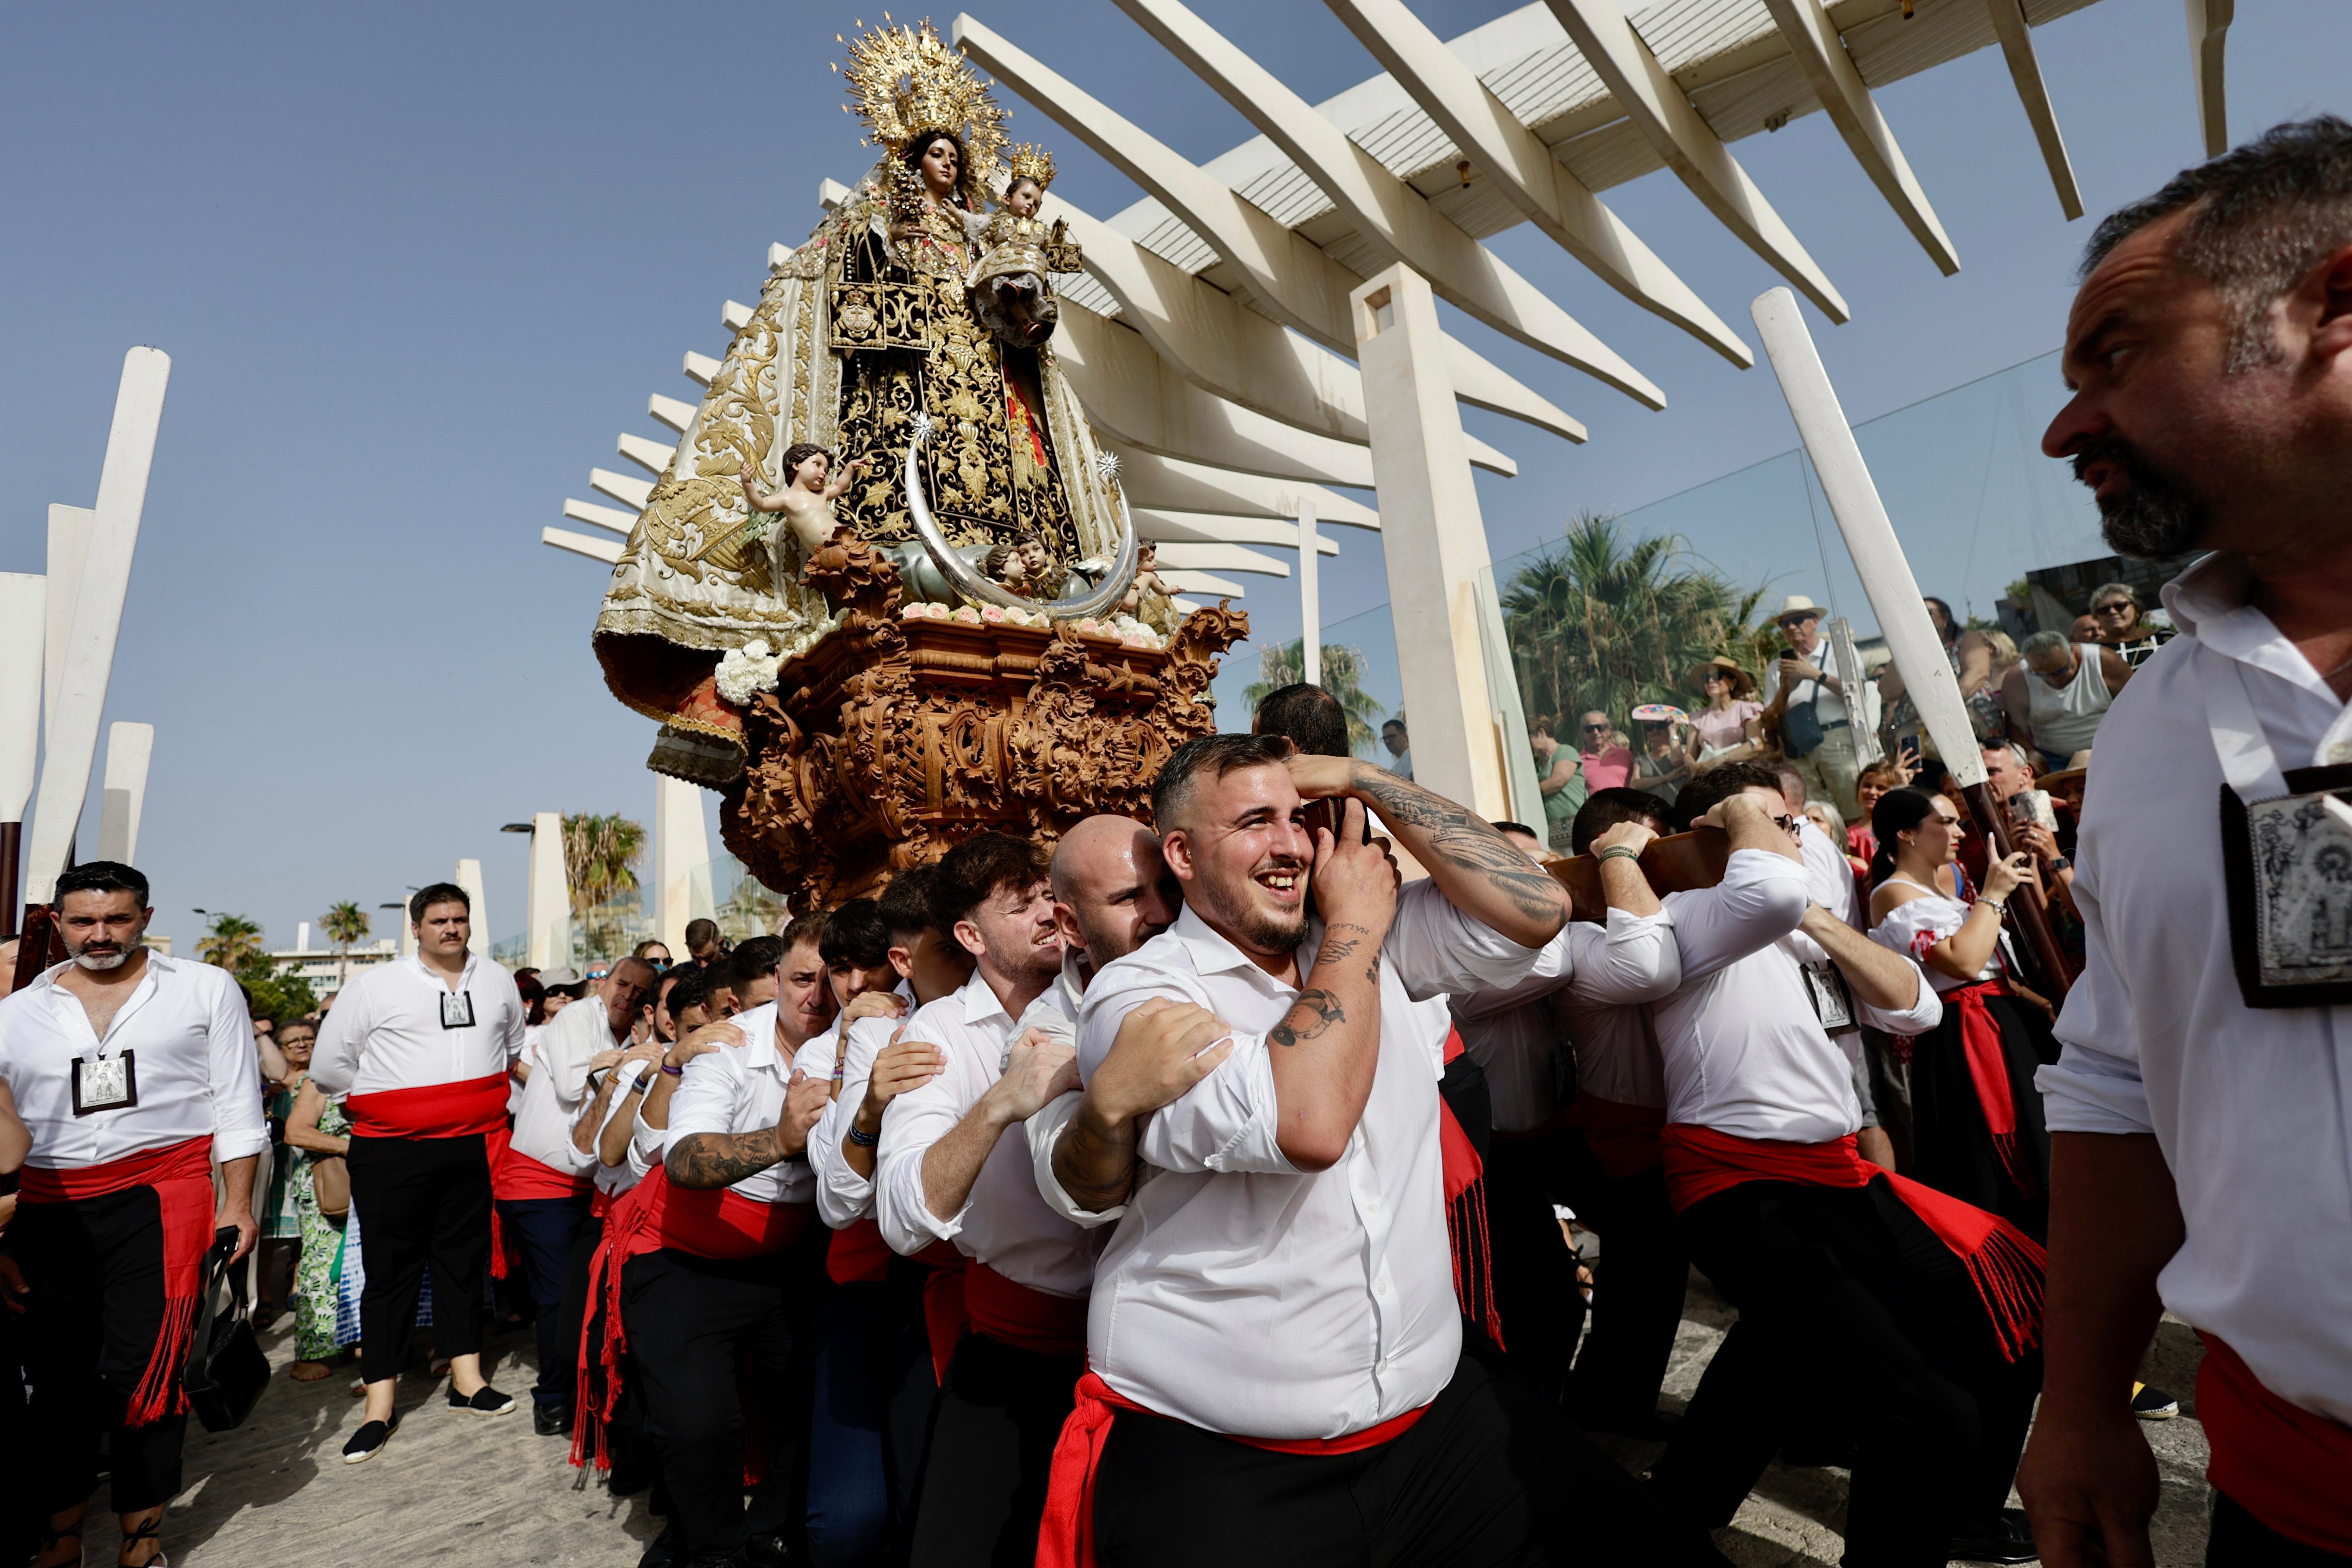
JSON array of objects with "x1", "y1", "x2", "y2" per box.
[
  {"x1": 2083, "y1": 581, "x2": 2173, "y2": 667},
  {"x1": 254, "y1": 1019, "x2": 319, "y2": 1327},
  {"x1": 1528, "y1": 714, "x2": 1586, "y2": 852},
  {"x1": 1848, "y1": 759, "x2": 1905, "y2": 866},
  {"x1": 1630, "y1": 706, "x2": 1690, "y2": 806},
  {"x1": 1865, "y1": 787, "x2": 2060, "y2": 1240},
  {"x1": 283, "y1": 1064, "x2": 356, "y2": 1381},
  {"x1": 1954, "y1": 627, "x2": 2017, "y2": 741},
  {"x1": 631, "y1": 939, "x2": 673, "y2": 969},
  {"x1": 1684, "y1": 657, "x2": 1763, "y2": 770}
]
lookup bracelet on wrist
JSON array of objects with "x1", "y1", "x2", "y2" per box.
[
  {"x1": 1595, "y1": 845, "x2": 1642, "y2": 865},
  {"x1": 1978, "y1": 895, "x2": 2008, "y2": 913},
  {"x1": 660, "y1": 1063, "x2": 684, "y2": 1077},
  {"x1": 846, "y1": 1124, "x2": 879, "y2": 1148}
]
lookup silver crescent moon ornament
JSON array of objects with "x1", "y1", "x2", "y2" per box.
[{"x1": 901, "y1": 413, "x2": 1138, "y2": 620}]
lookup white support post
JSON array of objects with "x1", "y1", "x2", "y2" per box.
[
  {"x1": 654, "y1": 774, "x2": 715, "y2": 954},
  {"x1": 1750, "y1": 290, "x2": 1982, "y2": 785},
  {"x1": 43, "y1": 507, "x2": 91, "y2": 747},
  {"x1": 0, "y1": 575, "x2": 45, "y2": 825},
  {"x1": 97, "y1": 721, "x2": 153, "y2": 864},
  {"x1": 1351, "y1": 264, "x2": 1510, "y2": 819},
  {"x1": 456, "y1": 858, "x2": 489, "y2": 957},
  {"x1": 527, "y1": 811, "x2": 571, "y2": 969},
  {"x1": 1298, "y1": 497, "x2": 1322, "y2": 689},
  {"x1": 26, "y1": 349, "x2": 170, "y2": 903}
]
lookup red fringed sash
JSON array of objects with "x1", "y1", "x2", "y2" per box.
[
  {"x1": 345, "y1": 1071, "x2": 508, "y2": 1140},
  {"x1": 1037, "y1": 1369, "x2": 1430, "y2": 1568},
  {"x1": 964, "y1": 1262, "x2": 1089, "y2": 1357},
  {"x1": 1945, "y1": 980, "x2": 2035, "y2": 1198},
  {"x1": 2199, "y1": 1333, "x2": 2352, "y2": 1554},
  {"x1": 922, "y1": 1249, "x2": 969, "y2": 1384},
  {"x1": 1659, "y1": 1124, "x2": 2046, "y2": 1363},
  {"x1": 570, "y1": 1166, "x2": 811, "y2": 1471},
  {"x1": 826, "y1": 1217, "x2": 894, "y2": 1286},
  {"x1": 494, "y1": 1146, "x2": 593, "y2": 1203},
  {"x1": 1438, "y1": 1027, "x2": 1504, "y2": 1350},
  {"x1": 20, "y1": 1135, "x2": 215, "y2": 1426}
]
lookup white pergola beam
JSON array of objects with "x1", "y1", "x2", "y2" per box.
[
  {"x1": 1545, "y1": 0, "x2": 1849, "y2": 322},
  {"x1": 544, "y1": 526, "x2": 625, "y2": 565},
  {"x1": 1324, "y1": 0, "x2": 1749, "y2": 367},
  {"x1": 0, "y1": 574, "x2": 44, "y2": 824},
  {"x1": 1982, "y1": 0, "x2": 2084, "y2": 220},
  {"x1": 1158, "y1": 568, "x2": 1247, "y2": 598},
  {"x1": 723, "y1": 299, "x2": 753, "y2": 331},
  {"x1": 43, "y1": 506, "x2": 91, "y2": 749},
  {"x1": 684, "y1": 351, "x2": 722, "y2": 386},
  {"x1": 591, "y1": 467, "x2": 653, "y2": 510},
  {"x1": 564, "y1": 498, "x2": 641, "y2": 536},
  {"x1": 1115, "y1": 0, "x2": 1662, "y2": 410},
  {"x1": 1762, "y1": 0, "x2": 1958, "y2": 275},
  {"x1": 649, "y1": 393, "x2": 697, "y2": 432},
  {"x1": 957, "y1": 12, "x2": 1572, "y2": 443},
  {"x1": 2186, "y1": 0, "x2": 2233, "y2": 158},
  {"x1": 618, "y1": 430, "x2": 678, "y2": 475},
  {"x1": 97, "y1": 720, "x2": 153, "y2": 865},
  {"x1": 1150, "y1": 541, "x2": 1292, "y2": 577},
  {"x1": 1130, "y1": 509, "x2": 1343, "y2": 553},
  {"x1": 1112, "y1": 448, "x2": 1378, "y2": 529}
]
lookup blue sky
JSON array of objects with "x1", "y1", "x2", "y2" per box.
[{"x1": 3, "y1": 0, "x2": 2345, "y2": 952}]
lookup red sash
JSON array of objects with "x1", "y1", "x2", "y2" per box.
[
  {"x1": 20, "y1": 1136, "x2": 215, "y2": 1426},
  {"x1": 571, "y1": 1165, "x2": 812, "y2": 1471},
  {"x1": 964, "y1": 1262, "x2": 1089, "y2": 1357},
  {"x1": 495, "y1": 1146, "x2": 593, "y2": 1203},
  {"x1": 1659, "y1": 1124, "x2": 2045, "y2": 1363},
  {"x1": 1037, "y1": 1369, "x2": 1430, "y2": 1568},
  {"x1": 345, "y1": 1071, "x2": 509, "y2": 1140},
  {"x1": 1945, "y1": 980, "x2": 2034, "y2": 1197},
  {"x1": 922, "y1": 1248, "x2": 969, "y2": 1384},
  {"x1": 1567, "y1": 1090, "x2": 1667, "y2": 1180},
  {"x1": 826, "y1": 1217, "x2": 895, "y2": 1286},
  {"x1": 1437, "y1": 1026, "x2": 1503, "y2": 1350},
  {"x1": 2199, "y1": 1333, "x2": 2352, "y2": 1554}
]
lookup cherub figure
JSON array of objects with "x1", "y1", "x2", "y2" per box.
[
  {"x1": 1001, "y1": 171, "x2": 1044, "y2": 219},
  {"x1": 983, "y1": 533, "x2": 1061, "y2": 599},
  {"x1": 1121, "y1": 538, "x2": 1180, "y2": 635},
  {"x1": 739, "y1": 443, "x2": 871, "y2": 564}
]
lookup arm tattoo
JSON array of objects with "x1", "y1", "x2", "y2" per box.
[
  {"x1": 1269, "y1": 988, "x2": 1346, "y2": 1048},
  {"x1": 666, "y1": 1128, "x2": 786, "y2": 1189},
  {"x1": 1052, "y1": 1108, "x2": 1139, "y2": 1213},
  {"x1": 1354, "y1": 774, "x2": 1566, "y2": 924}
]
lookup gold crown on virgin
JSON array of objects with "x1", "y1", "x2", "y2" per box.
[
  {"x1": 1003, "y1": 142, "x2": 1056, "y2": 193},
  {"x1": 835, "y1": 17, "x2": 1008, "y2": 190}
]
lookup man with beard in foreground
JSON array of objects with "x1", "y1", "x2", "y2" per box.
[{"x1": 2022, "y1": 117, "x2": 2352, "y2": 1565}]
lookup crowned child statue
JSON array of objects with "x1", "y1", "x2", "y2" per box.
[{"x1": 591, "y1": 19, "x2": 1131, "y2": 780}]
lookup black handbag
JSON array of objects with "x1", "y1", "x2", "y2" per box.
[
  {"x1": 184, "y1": 1228, "x2": 270, "y2": 1432},
  {"x1": 1781, "y1": 686, "x2": 1827, "y2": 758}
]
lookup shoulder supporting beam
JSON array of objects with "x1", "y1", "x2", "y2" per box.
[{"x1": 1109, "y1": 447, "x2": 1378, "y2": 530}]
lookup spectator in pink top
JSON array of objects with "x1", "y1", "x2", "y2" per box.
[{"x1": 1577, "y1": 712, "x2": 1636, "y2": 791}]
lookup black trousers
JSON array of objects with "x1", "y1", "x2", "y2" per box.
[
  {"x1": 1653, "y1": 1179, "x2": 2041, "y2": 1568},
  {"x1": 10, "y1": 1189, "x2": 190, "y2": 1514},
  {"x1": 497, "y1": 1191, "x2": 590, "y2": 1411},
  {"x1": 624, "y1": 1247, "x2": 803, "y2": 1557},
  {"x1": 1091, "y1": 1342, "x2": 1725, "y2": 1568},
  {"x1": 1483, "y1": 1132, "x2": 1585, "y2": 1401},
  {"x1": 1548, "y1": 1132, "x2": 1690, "y2": 1427},
  {"x1": 2210, "y1": 1490, "x2": 2352, "y2": 1565},
  {"x1": 908, "y1": 1330, "x2": 1082, "y2": 1568},
  {"x1": 346, "y1": 1132, "x2": 492, "y2": 1383}
]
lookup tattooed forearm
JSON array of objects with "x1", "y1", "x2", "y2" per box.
[
  {"x1": 1315, "y1": 921, "x2": 1374, "y2": 970},
  {"x1": 1053, "y1": 1101, "x2": 1140, "y2": 1213},
  {"x1": 1270, "y1": 987, "x2": 1346, "y2": 1047},
  {"x1": 1351, "y1": 772, "x2": 1569, "y2": 930},
  {"x1": 667, "y1": 1128, "x2": 786, "y2": 1189}
]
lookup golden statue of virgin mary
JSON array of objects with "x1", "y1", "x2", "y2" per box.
[{"x1": 591, "y1": 19, "x2": 1127, "y2": 778}]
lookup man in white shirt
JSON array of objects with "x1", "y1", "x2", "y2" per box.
[
  {"x1": 2020, "y1": 121, "x2": 2352, "y2": 1566},
  {"x1": 311, "y1": 881, "x2": 526, "y2": 1460},
  {"x1": 499, "y1": 955, "x2": 654, "y2": 1435},
  {"x1": 1047, "y1": 734, "x2": 1720, "y2": 1568},
  {"x1": 1762, "y1": 593, "x2": 1860, "y2": 818},
  {"x1": 871, "y1": 832, "x2": 1103, "y2": 1568},
  {"x1": 601, "y1": 915, "x2": 833, "y2": 1568},
  {"x1": 1637, "y1": 764, "x2": 2029, "y2": 1567},
  {"x1": 0, "y1": 862, "x2": 267, "y2": 1568}
]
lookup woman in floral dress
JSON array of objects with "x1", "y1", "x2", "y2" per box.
[{"x1": 283, "y1": 1076, "x2": 354, "y2": 1379}]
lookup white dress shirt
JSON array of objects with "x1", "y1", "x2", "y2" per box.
[
  {"x1": 873, "y1": 969, "x2": 1098, "y2": 1296},
  {"x1": 662, "y1": 1001, "x2": 817, "y2": 1205},
  {"x1": 310, "y1": 952, "x2": 525, "y2": 1099},
  {"x1": 1076, "y1": 882, "x2": 1542, "y2": 1439},
  {"x1": 595, "y1": 1057, "x2": 652, "y2": 1200},
  {"x1": 808, "y1": 996, "x2": 916, "y2": 1228},
  {"x1": 0, "y1": 951, "x2": 270, "y2": 1169},
  {"x1": 2039, "y1": 554, "x2": 2352, "y2": 1426},
  {"x1": 1789, "y1": 820, "x2": 1942, "y2": 1059},
  {"x1": 509, "y1": 996, "x2": 622, "y2": 1175}
]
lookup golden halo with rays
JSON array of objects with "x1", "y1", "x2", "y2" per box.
[{"x1": 833, "y1": 16, "x2": 1008, "y2": 202}]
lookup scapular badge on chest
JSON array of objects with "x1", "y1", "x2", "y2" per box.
[
  {"x1": 440, "y1": 989, "x2": 476, "y2": 1030},
  {"x1": 73, "y1": 1050, "x2": 139, "y2": 1115},
  {"x1": 2205, "y1": 656, "x2": 2352, "y2": 1007}
]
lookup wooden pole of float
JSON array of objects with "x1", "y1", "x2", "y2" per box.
[{"x1": 1750, "y1": 288, "x2": 2070, "y2": 998}]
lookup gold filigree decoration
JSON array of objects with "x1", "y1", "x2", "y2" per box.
[
  {"x1": 1003, "y1": 142, "x2": 1055, "y2": 193},
  {"x1": 836, "y1": 19, "x2": 1007, "y2": 202}
]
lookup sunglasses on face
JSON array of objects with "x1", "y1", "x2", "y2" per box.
[
  {"x1": 1583, "y1": 722, "x2": 1610, "y2": 732},
  {"x1": 1777, "y1": 616, "x2": 1812, "y2": 629},
  {"x1": 2092, "y1": 603, "x2": 2133, "y2": 617}
]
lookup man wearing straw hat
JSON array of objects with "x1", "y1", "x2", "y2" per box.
[{"x1": 1760, "y1": 594, "x2": 1860, "y2": 819}]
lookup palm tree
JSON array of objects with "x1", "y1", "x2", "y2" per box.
[
  {"x1": 321, "y1": 900, "x2": 371, "y2": 991},
  {"x1": 1500, "y1": 512, "x2": 1770, "y2": 730},
  {"x1": 1240, "y1": 641, "x2": 1388, "y2": 756},
  {"x1": 563, "y1": 812, "x2": 647, "y2": 963},
  {"x1": 197, "y1": 912, "x2": 267, "y2": 973}
]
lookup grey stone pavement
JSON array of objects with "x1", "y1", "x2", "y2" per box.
[{"x1": 91, "y1": 1276, "x2": 2218, "y2": 1567}]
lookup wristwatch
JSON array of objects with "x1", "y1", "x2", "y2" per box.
[{"x1": 2047, "y1": 855, "x2": 2072, "y2": 873}]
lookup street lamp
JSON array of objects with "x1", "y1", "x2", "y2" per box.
[{"x1": 500, "y1": 823, "x2": 531, "y2": 834}]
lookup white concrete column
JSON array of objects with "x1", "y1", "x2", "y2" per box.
[
  {"x1": 401, "y1": 905, "x2": 419, "y2": 959},
  {"x1": 43, "y1": 508, "x2": 90, "y2": 747},
  {"x1": 26, "y1": 349, "x2": 170, "y2": 902},
  {"x1": 1349, "y1": 265, "x2": 1510, "y2": 819},
  {"x1": 296, "y1": 921, "x2": 312, "y2": 955},
  {"x1": 655, "y1": 774, "x2": 715, "y2": 954},
  {"x1": 1297, "y1": 498, "x2": 1322, "y2": 688},
  {"x1": 97, "y1": 721, "x2": 153, "y2": 864},
  {"x1": 455, "y1": 858, "x2": 489, "y2": 957},
  {"x1": 526, "y1": 810, "x2": 571, "y2": 968},
  {"x1": 0, "y1": 575, "x2": 44, "y2": 826}
]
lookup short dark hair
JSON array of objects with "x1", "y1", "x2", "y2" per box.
[
  {"x1": 878, "y1": 864, "x2": 949, "y2": 943},
  {"x1": 664, "y1": 965, "x2": 709, "y2": 1017},
  {"x1": 1571, "y1": 788, "x2": 1670, "y2": 855},
  {"x1": 2086, "y1": 116, "x2": 2352, "y2": 371},
  {"x1": 931, "y1": 833, "x2": 1050, "y2": 931},
  {"x1": 820, "y1": 899, "x2": 891, "y2": 969},
  {"x1": 1494, "y1": 821, "x2": 1539, "y2": 839},
  {"x1": 1923, "y1": 596, "x2": 1958, "y2": 641},
  {"x1": 684, "y1": 917, "x2": 720, "y2": 948},
  {"x1": 779, "y1": 914, "x2": 827, "y2": 960},
  {"x1": 410, "y1": 883, "x2": 469, "y2": 923},
  {"x1": 1381, "y1": 717, "x2": 1406, "y2": 732},
  {"x1": 1252, "y1": 683, "x2": 1350, "y2": 759},
  {"x1": 1672, "y1": 761, "x2": 1786, "y2": 831},
  {"x1": 729, "y1": 934, "x2": 784, "y2": 992},
  {"x1": 54, "y1": 860, "x2": 149, "y2": 906},
  {"x1": 1150, "y1": 732, "x2": 1292, "y2": 832}
]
